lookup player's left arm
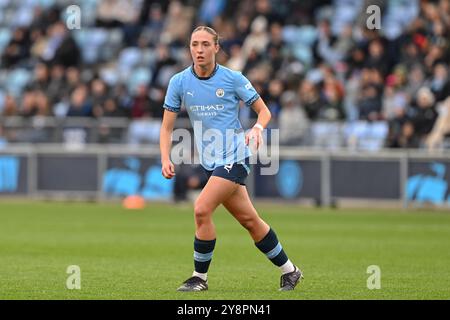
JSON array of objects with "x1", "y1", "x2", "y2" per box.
[{"x1": 245, "y1": 97, "x2": 271, "y2": 149}]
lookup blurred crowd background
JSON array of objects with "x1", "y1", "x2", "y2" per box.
[{"x1": 0, "y1": 0, "x2": 449, "y2": 150}]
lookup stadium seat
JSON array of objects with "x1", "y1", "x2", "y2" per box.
[
  {"x1": 86, "y1": 28, "x2": 109, "y2": 63},
  {"x1": 98, "y1": 65, "x2": 120, "y2": 86},
  {"x1": 55, "y1": 0, "x2": 72, "y2": 7},
  {"x1": 108, "y1": 29, "x2": 124, "y2": 47},
  {"x1": 12, "y1": 5, "x2": 35, "y2": 27},
  {"x1": 292, "y1": 44, "x2": 313, "y2": 67},
  {"x1": 73, "y1": 28, "x2": 109, "y2": 64},
  {"x1": 296, "y1": 26, "x2": 318, "y2": 47},
  {"x1": 344, "y1": 121, "x2": 389, "y2": 151},
  {"x1": 128, "y1": 119, "x2": 161, "y2": 145},
  {"x1": 140, "y1": 48, "x2": 156, "y2": 68},
  {"x1": 0, "y1": 0, "x2": 11, "y2": 8},
  {"x1": 5, "y1": 69, "x2": 32, "y2": 96},
  {"x1": 0, "y1": 28, "x2": 11, "y2": 55},
  {"x1": 331, "y1": 0, "x2": 363, "y2": 35},
  {"x1": 0, "y1": 90, "x2": 5, "y2": 113},
  {"x1": 311, "y1": 122, "x2": 344, "y2": 149},
  {"x1": 90, "y1": 28, "x2": 109, "y2": 46},
  {"x1": 37, "y1": 0, "x2": 56, "y2": 8},
  {"x1": 281, "y1": 25, "x2": 300, "y2": 46},
  {"x1": 126, "y1": 67, "x2": 152, "y2": 94},
  {"x1": 80, "y1": 0, "x2": 97, "y2": 6},
  {"x1": 118, "y1": 47, "x2": 142, "y2": 75},
  {"x1": 383, "y1": 0, "x2": 419, "y2": 39},
  {"x1": 0, "y1": 70, "x2": 7, "y2": 87},
  {"x1": 2, "y1": 9, "x2": 16, "y2": 27}
]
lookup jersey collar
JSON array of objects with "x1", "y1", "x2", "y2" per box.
[{"x1": 191, "y1": 63, "x2": 219, "y2": 80}]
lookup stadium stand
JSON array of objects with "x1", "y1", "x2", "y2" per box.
[{"x1": 0, "y1": 0, "x2": 449, "y2": 149}]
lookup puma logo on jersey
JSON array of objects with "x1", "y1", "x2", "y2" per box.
[
  {"x1": 187, "y1": 91, "x2": 194, "y2": 97},
  {"x1": 224, "y1": 164, "x2": 233, "y2": 173}
]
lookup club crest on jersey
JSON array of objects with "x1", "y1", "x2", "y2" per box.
[{"x1": 216, "y1": 88, "x2": 225, "y2": 98}]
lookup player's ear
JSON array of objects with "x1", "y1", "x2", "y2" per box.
[{"x1": 215, "y1": 44, "x2": 220, "y2": 54}]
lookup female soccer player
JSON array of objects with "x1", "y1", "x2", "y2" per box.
[{"x1": 160, "y1": 26, "x2": 303, "y2": 292}]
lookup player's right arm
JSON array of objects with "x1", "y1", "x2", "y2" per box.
[
  {"x1": 160, "y1": 73, "x2": 182, "y2": 179},
  {"x1": 160, "y1": 109, "x2": 177, "y2": 179}
]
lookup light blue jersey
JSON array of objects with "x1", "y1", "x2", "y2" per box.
[{"x1": 163, "y1": 64, "x2": 260, "y2": 170}]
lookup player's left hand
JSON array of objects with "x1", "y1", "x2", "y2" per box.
[{"x1": 245, "y1": 126, "x2": 263, "y2": 150}]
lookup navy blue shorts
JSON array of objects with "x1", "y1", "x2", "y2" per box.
[{"x1": 203, "y1": 158, "x2": 251, "y2": 186}]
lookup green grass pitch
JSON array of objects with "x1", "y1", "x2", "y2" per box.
[{"x1": 0, "y1": 201, "x2": 449, "y2": 300}]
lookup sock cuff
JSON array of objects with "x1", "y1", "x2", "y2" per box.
[
  {"x1": 194, "y1": 237, "x2": 216, "y2": 254},
  {"x1": 194, "y1": 237, "x2": 216, "y2": 244},
  {"x1": 255, "y1": 228, "x2": 278, "y2": 253}
]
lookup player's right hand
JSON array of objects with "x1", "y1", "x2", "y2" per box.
[{"x1": 162, "y1": 160, "x2": 176, "y2": 179}]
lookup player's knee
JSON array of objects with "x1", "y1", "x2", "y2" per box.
[{"x1": 194, "y1": 203, "x2": 213, "y2": 222}]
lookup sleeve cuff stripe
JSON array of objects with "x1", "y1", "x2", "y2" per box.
[
  {"x1": 245, "y1": 93, "x2": 260, "y2": 106},
  {"x1": 163, "y1": 104, "x2": 180, "y2": 113}
]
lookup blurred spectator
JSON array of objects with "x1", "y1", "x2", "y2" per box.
[
  {"x1": 96, "y1": 0, "x2": 142, "y2": 27},
  {"x1": 426, "y1": 97, "x2": 450, "y2": 150},
  {"x1": 429, "y1": 63, "x2": 450, "y2": 103},
  {"x1": 0, "y1": 125, "x2": 8, "y2": 148},
  {"x1": 320, "y1": 76, "x2": 346, "y2": 120},
  {"x1": 1, "y1": 95, "x2": 18, "y2": 117},
  {"x1": 357, "y1": 84, "x2": 383, "y2": 121},
  {"x1": 151, "y1": 44, "x2": 178, "y2": 87},
  {"x1": 389, "y1": 121, "x2": 420, "y2": 149},
  {"x1": 409, "y1": 87, "x2": 439, "y2": 143},
  {"x1": 386, "y1": 105, "x2": 409, "y2": 148},
  {"x1": 113, "y1": 84, "x2": 133, "y2": 116},
  {"x1": 1, "y1": 27, "x2": 30, "y2": 68},
  {"x1": 383, "y1": 81, "x2": 408, "y2": 121},
  {"x1": 346, "y1": 46, "x2": 366, "y2": 77},
  {"x1": 43, "y1": 21, "x2": 80, "y2": 67},
  {"x1": 130, "y1": 84, "x2": 152, "y2": 119},
  {"x1": 299, "y1": 80, "x2": 324, "y2": 120},
  {"x1": 365, "y1": 38, "x2": 390, "y2": 77},
  {"x1": 241, "y1": 16, "x2": 270, "y2": 66},
  {"x1": 140, "y1": 3, "x2": 165, "y2": 47},
  {"x1": 66, "y1": 67, "x2": 82, "y2": 93},
  {"x1": 67, "y1": 85, "x2": 91, "y2": 117},
  {"x1": 316, "y1": 20, "x2": 354, "y2": 67},
  {"x1": 160, "y1": 1, "x2": 195, "y2": 47},
  {"x1": 129, "y1": 84, "x2": 163, "y2": 119},
  {"x1": 265, "y1": 79, "x2": 284, "y2": 119},
  {"x1": 356, "y1": 68, "x2": 384, "y2": 120},
  {"x1": 90, "y1": 78, "x2": 110, "y2": 115},
  {"x1": 30, "y1": 62, "x2": 49, "y2": 91},
  {"x1": 400, "y1": 42, "x2": 422, "y2": 69},
  {"x1": 265, "y1": 22, "x2": 285, "y2": 73},
  {"x1": 278, "y1": 91, "x2": 309, "y2": 146},
  {"x1": 20, "y1": 89, "x2": 50, "y2": 117},
  {"x1": 198, "y1": 0, "x2": 227, "y2": 25},
  {"x1": 405, "y1": 64, "x2": 426, "y2": 99},
  {"x1": 47, "y1": 64, "x2": 68, "y2": 104},
  {"x1": 94, "y1": 98, "x2": 125, "y2": 118},
  {"x1": 226, "y1": 44, "x2": 245, "y2": 71}
]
